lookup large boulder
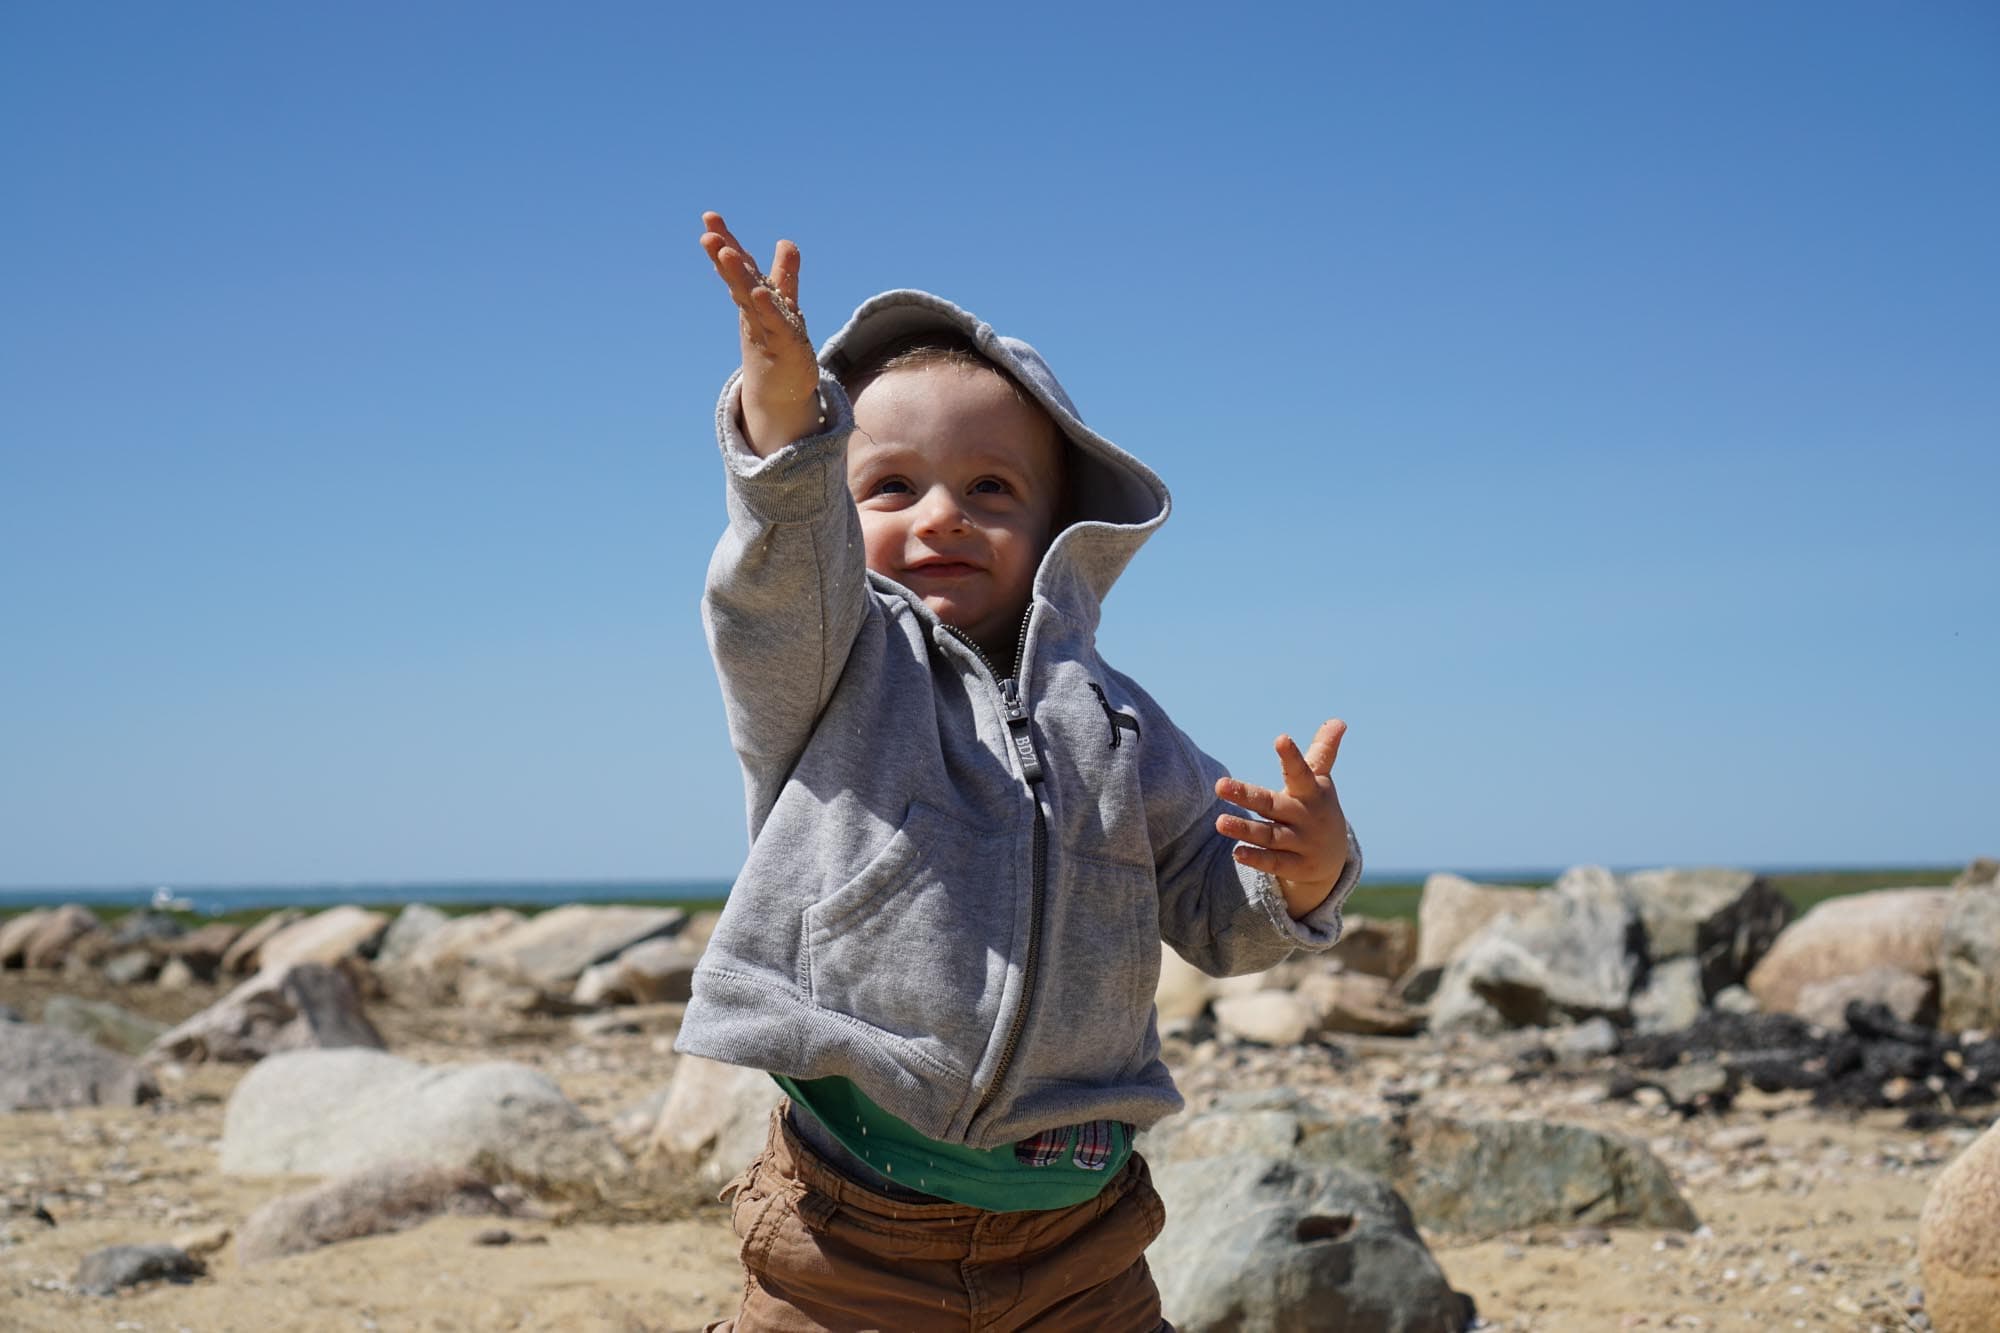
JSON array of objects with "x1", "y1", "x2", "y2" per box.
[
  {"x1": 1326, "y1": 915, "x2": 1418, "y2": 981},
  {"x1": 647, "y1": 1054, "x2": 780, "y2": 1190},
  {"x1": 40, "y1": 995, "x2": 167, "y2": 1056},
  {"x1": 236, "y1": 1161, "x2": 513, "y2": 1264},
  {"x1": 1920, "y1": 1119, "x2": 2000, "y2": 1333},
  {"x1": 0, "y1": 909, "x2": 54, "y2": 966},
  {"x1": 1402, "y1": 875, "x2": 1543, "y2": 1002},
  {"x1": 1428, "y1": 866, "x2": 1643, "y2": 1031},
  {"x1": 1793, "y1": 965, "x2": 1935, "y2": 1029},
  {"x1": 1746, "y1": 888, "x2": 1955, "y2": 1016},
  {"x1": 0, "y1": 1022, "x2": 160, "y2": 1110},
  {"x1": 256, "y1": 906, "x2": 388, "y2": 972},
  {"x1": 1296, "y1": 972, "x2": 1423, "y2": 1037},
  {"x1": 467, "y1": 905, "x2": 686, "y2": 990},
  {"x1": 1145, "y1": 1090, "x2": 1697, "y2": 1238},
  {"x1": 1623, "y1": 867, "x2": 1792, "y2": 993},
  {"x1": 220, "y1": 910, "x2": 306, "y2": 975},
  {"x1": 1156, "y1": 946, "x2": 1220, "y2": 1024},
  {"x1": 147, "y1": 961, "x2": 385, "y2": 1064},
  {"x1": 1215, "y1": 991, "x2": 1316, "y2": 1047},
  {"x1": 608, "y1": 935, "x2": 702, "y2": 1003},
  {"x1": 164, "y1": 922, "x2": 246, "y2": 980},
  {"x1": 1629, "y1": 956, "x2": 1706, "y2": 1034},
  {"x1": 375, "y1": 903, "x2": 449, "y2": 967},
  {"x1": 1150, "y1": 1155, "x2": 1474, "y2": 1333},
  {"x1": 21, "y1": 904, "x2": 105, "y2": 969},
  {"x1": 395, "y1": 908, "x2": 527, "y2": 977},
  {"x1": 222, "y1": 1048, "x2": 630, "y2": 1197},
  {"x1": 1939, "y1": 875, "x2": 2000, "y2": 1034}
]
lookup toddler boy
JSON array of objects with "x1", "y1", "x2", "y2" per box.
[{"x1": 683, "y1": 212, "x2": 1362, "y2": 1331}]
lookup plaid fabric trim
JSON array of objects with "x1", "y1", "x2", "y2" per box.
[
  {"x1": 1013, "y1": 1126, "x2": 1071, "y2": 1167},
  {"x1": 1072, "y1": 1119, "x2": 1115, "y2": 1171}
]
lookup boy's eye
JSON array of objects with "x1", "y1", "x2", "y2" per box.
[
  {"x1": 870, "y1": 478, "x2": 912, "y2": 497},
  {"x1": 970, "y1": 478, "x2": 1010, "y2": 496}
]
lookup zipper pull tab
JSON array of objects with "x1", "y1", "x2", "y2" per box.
[{"x1": 999, "y1": 678, "x2": 1044, "y2": 784}]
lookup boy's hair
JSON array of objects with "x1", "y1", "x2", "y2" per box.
[{"x1": 838, "y1": 331, "x2": 1075, "y2": 529}]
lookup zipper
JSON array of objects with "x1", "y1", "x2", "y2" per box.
[{"x1": 942, "y1": 606, "x2": 1045, "y2": 1125}]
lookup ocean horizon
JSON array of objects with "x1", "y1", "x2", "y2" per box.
[{"x1": 0, "y1": 862, "x2": 1963, "y2": 918}]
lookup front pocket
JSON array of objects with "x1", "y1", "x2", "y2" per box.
[{"x1": 803, "y1": 802, "x2": 1017, "y2": 1074}]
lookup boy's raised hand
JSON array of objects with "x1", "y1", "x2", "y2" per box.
[
  {"x1": 700, "y1": 211, "x2": 822, "y2": 456},
  {"x1": 1213, "y1": 719, "x2": 1351, "y2": 919}
]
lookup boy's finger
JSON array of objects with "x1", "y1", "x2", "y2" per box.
[
  {"x1": 770, "y1": 240, "x2": 801, "y2": 306},
  {"x1": 1303, "y1": 719, "x2": 1347, "y2": 778},
  {"x1": 1276, "y1": 734, "x2": 1317, "y2": 799},
  {"x1": 1214, "y1": 775, "x2": 1280, "y2": 819},
  {"x1": 702, "y1": 212, "x2": 756, "y2": 268},
  {"x1": 1216, "y1": 813, "x2": 1297, "y2": 851}
]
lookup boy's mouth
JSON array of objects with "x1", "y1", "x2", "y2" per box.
[{"x1": 904, "y1": 558, "x2": 982, "y2": 580}]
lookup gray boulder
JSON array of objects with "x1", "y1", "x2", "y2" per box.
[
  {"x1": 467, "y1": 905, "x2": 686, "y2": 990},
  {"x1": 236, "y1": 1160, "x2": 513, "y2": 1264},
  {"x1": 147, "y1": 961, "x2": 384, "y2": 1064},
  {"x1": 0, "y1": 1023, "x2": 159, "y2": 1110},
  {"x1": 112, "y1": 908, "x2": 186, "y2": 946},
  {"x1": 1939, "y1": 877, "x2": 2000, "y2": 1034},
  {"x1": 1429, "y1": 866, "x2": 1643, "y2": 1031},
  {"x1": 40, "y1": 995, "x2": 167, "y2": 1056},
  {"x1": 1630, "y1": 956, "x2": 1706, "y2": 1034},
  {"x1": 1624, "y1": 867, "x2": 1792, "y2": 994},
  {"x1": 21, "y1": 904, "x2": 105, "y2": 969},
  {"x1": 1794, "y1": 964, "x2": 1936, "y2": 1029},
  {"x1": 74, "y1": 1244, "x2": 203, "y2": 1295},
  {"x1": 221, "y1": 1048, "x2": 629, "y2": 1197},
  {"x1": 0, "y1": 909, "x2": 54, "y2": 966},
  {"x1": 220, "y1": 910, "x2": 306, "y2": 975},
  {"x1": 102, "y1": 948, "x2": 159, "y2": 986},
  {"x1": 1146, "y1": 1091, "x2": 1696, "y2": 1238},
  {"x1": 1747, "y1": 888, "x2": 1954, "y2": 1016},
  {"x1": 1150, "y1": 1155, "x2": 1473, "y2": 1333},
  {"x1": 1402, "y1": 875, "x2": 1543, "y2": 1002},
  {"x1": 375, "y1": 903, "x2": 449, "y2": 967}
]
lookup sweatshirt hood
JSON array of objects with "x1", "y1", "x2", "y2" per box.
[{"x1": 819, "y1": 289, "x2": 1170, "y2": 623}]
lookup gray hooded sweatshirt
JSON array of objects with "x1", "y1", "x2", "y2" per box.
[{"x1": 678, "y1": 290, "x2": 1363, "y2": 1150}]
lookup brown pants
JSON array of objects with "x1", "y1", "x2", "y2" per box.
[{"x1": 707, "y1": 1108, "x2": 1172, "y2": 1332}]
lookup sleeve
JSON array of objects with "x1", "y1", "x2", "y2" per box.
[
  {"x1": 700, "y1": 369, "x2": 871, "y2": 838},
  {"x1": 1148, "y1": 713, "x2": 1365, "y2": 978}
]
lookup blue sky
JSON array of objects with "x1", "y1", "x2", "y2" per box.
[{"x1": 3, "y1": 3, "x2": 1995, "y2": 888}]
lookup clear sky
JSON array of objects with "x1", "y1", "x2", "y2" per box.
[{"x1": 3, "y1": 3, "x2": 1995, "y2": 888}]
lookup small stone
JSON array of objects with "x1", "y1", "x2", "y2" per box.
[{"x1": 74, "y1": 1244, "x2": 204, "y2": 1295}]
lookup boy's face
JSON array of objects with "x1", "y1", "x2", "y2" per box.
[{"x1": 847, "y1": 363, "x2": 1064, "y2": 666}]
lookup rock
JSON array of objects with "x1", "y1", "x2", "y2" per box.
[
  {"x1": 1624, "y1": 867, "x2": 1793, "y2": 993},
  {"x1": 222, "y1": 1048, "x2": 629, "y2": 1197},
  {"x1": 1713, "y1": 984, "x2": 1760, "y2": 1015},
  {"x1": 1794, "y1": 965, "x2": 1936, "y2": 1030},
  {"x1": 648, "y1": 1054, "x2": 779, "y2": 1190},
  {"x1": 457, "y1": 965, "x2": 583, "y2": 1016},
  {"x1": 1746, "y1": 888, "x2": 1955, "y2": 1016},
  {"x1": 146, "y1": 961, "x2": 385, "y2": 1064},
  {"x1": 609, "y1": 936, "x2": 702, "y2": 1003},
  {"x1": 467, "y1": 905, "x2": 686, "y2": 990},
  {"x1": 157, "y1": 957, "x2": 197, "y2": 990},
  {"x1": 1954, "y1": 857, "x2": 1999, "y2": 890},
  {"x1": 1429, "y1": 866, "x2": 1642, "y2": 1031},
  {"x1": 40, "y1": 995, "x2": 167, "y2": 1056},
  {"x1": 1403, "y1": 874, "x2": 1544, "y2": 1002},
  {"x1": 395, "y1": 908, "x2": 527, "y2": 977},
  {"x1": 678, "y1": 909, "x2": 723, "y2": 954},
  {"x1": 1552, "y1": 1016, "x2": 1621, "y2": 1060},
  {"x1": 0, "y1": 909, "x2": 54, "y2": 966},
  {"x1": 1156, "y1": 946, "x2": 1220, "y2": 1023},
  {"x1": 21, "y1": 904, "x2": 105, "y2": 969},
  {"x1": 74, "y1": 1244, "x2": 203, "y2": 1295},
  {"x1": 1632, "y1": 956, "x2": 1707, "y2": 1033},
  {"x1": 571, "y1": 961, "x2": 629, "y2": 1008},
  {"x1": 0, "y1": 1003, "x2": 20, "y2": 1022},
  {"x1": 102, "y1": 948, "x2": 159, "y2": 986},
  {"x1": 612, "y1": 1084, "x2": 677, "y2": 1156},
  {"x1": 1215, "y1": 991, "x2": 1316, "y2": 1046},
  {"x1": 164, "y1": 922, "x2": 245, "y2": 979},
  {"x1": 112, "y1": 907, "x2": 186, "y2": 946},
  {"x1": 256, "y1": 906, "x2": 389, "y2": 971},
  {"x1": 1939, "y1": 883, "x2": 2000, "y2": 1034},
  {"x1": 1296, "y1": 971, "x2": 1423, "y2": 1037},
  {"x1": 1146, "y1": 1092, "x2": 1698, "y2": 1238},
  {"x1": 0, "y1": 1022, "x2": 160, "y2": 1110},
  {"x1": 1920, "y1": 1119, "x2": 2000, "y2": 1333},
  {"x1": 374, "y1": 903, "x2": 448, "y2": 968},
  {"x1": 220, "y1": 910, "x2": 306, "y2": 975},
  {"x1": 236, "y1": 1161, "x2": 513, "y2": 1264},
  {"x1": 1150, "y1": 1154, "x2": 1474, "y2": 1333},
  {"x1": 173, "y1": 1223, "x2": 233, "y2": 1260},
  {"x1": 1327, "y1": 915, "x2": 1418, "y2": 981}
]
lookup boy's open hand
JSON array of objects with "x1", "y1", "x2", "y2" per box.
[
  {"x1": 700, "y1": 211, "x2": 821, "y2": 456},
  {"x1": 1214, "y1": 719, "x2": 1351, "y2": 920}
]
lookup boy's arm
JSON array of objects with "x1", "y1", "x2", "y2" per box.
[
  {"x1": 697, "y1": 213, "x2": 870, "y2": 833},
  {"x1": 1151, "y1": 717, "x2": 1364, "y2": 977}
]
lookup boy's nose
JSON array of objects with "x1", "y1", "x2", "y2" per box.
[{"x1": 912, "y1": 486, "x2": 969, "y2": 535}]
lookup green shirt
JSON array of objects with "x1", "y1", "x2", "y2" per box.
[{"x1": 774, "y1": 1074, "x2": 1134, "y2": 1213}]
